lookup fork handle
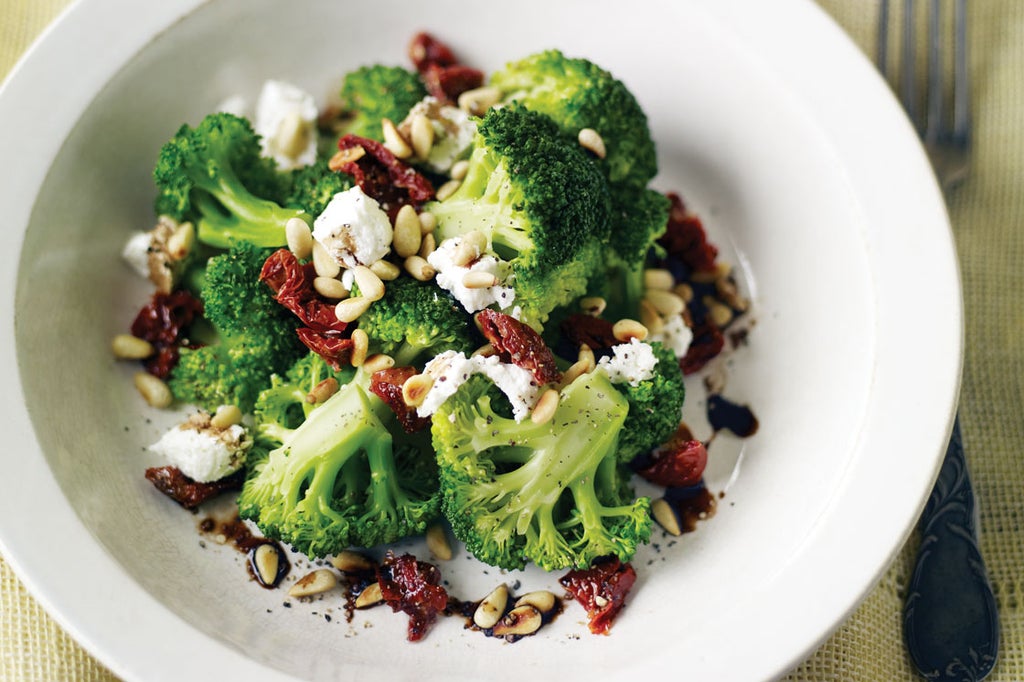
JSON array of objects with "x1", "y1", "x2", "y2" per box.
[{"x1": 903, "y1": 416, "x2": 999, "y2": 681}]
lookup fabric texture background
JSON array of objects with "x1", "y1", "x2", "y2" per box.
[{"x1": 1, "y1": 1, "x2": 1020, "y2": 680}]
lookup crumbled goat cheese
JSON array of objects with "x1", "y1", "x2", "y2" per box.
[
  {"x1": 313, "y1": 186, "x2": 393, "y2": 268},
  {"x1": 403, "y1": 97, "x2": 477, "y2": 173},
  {"x1": 254, "y1": 80, "x2": 318, "y2": 170},
  {"x1": 427, "y1": 236, "x2": 515, "y2": 313},
  {"x1": 650, "y1": 313, "x2": 694, "y2": 359},
  {"x1": 417, "y1": 350, "x2": 541, "y2": 422},
  {"x1": 121, "y1": 231, "x2": 152, "y2": 278},
  {"x1": 215, "y1": 94, "x2": 249, "y2": 118},
  {"x1": 149, "y1": 413, "x2": 251, "y2": 483},
  {"x1": 597, "y1": 338, "x2": 660, "y2": 387}
]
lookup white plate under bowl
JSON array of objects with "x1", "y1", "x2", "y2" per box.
[{"x1": 0, "y1": 0, "x2": 961, "y2": 680}]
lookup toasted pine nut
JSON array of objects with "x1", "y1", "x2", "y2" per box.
[
  {"x1": 286, "y1": 217, "x2": 314, "y2": 260},
  {"x1": 392, "y1": 205, "x2": 422, "y2": 258},
  {"x1": 362, "y1": 353, "x2": 394, "y2": 374},
  {"x1": 471, "y1": 343, "x2": 496, "y2": 358},
  {"x1": 329, "y1": 145, "x2": 365, "y2": 171},
  {"x1": 355, "y1": 582, "x2": 383, "y2": 609},
  {"x1": 312, "y1": 240, "x2": 341, "y2": 279},
  {"x1": 288, "y1": 568, "x2": 338, "y2": 598},
  {"x1": 382, "y1": 118, "x2": 413, "y2": 158},
  {"x1": 514, "y1": 591, "x2": 557, "y2": 614},
  {"x1": 418, "y1": 211, "x2": 437, "y2": 234},
  {"x1": 369, "y1": 259, "x2": 400, "y2": 281},
  {"x1": 409, "y1": 113, "x2": 435, "y2": 159},
  {"x1": 457, "y1": 86, "x2": 502, "y2": 116},
  {"x1": 449, "y1": 159, "x2": 470, "y2": 181},
  {"x1": 639, "y1": 298, "x2": 665, "y2": 336},
  {"x1": 134, "y1": 372, "x2": 172, "y2": 408},
  {"x1": 462, "y1": 271, "x2": 498, "y2": 289},
  {"x1": 351, "y1": 265, "x2": 385, "y2": 302},
  {"x1": 334, "y1": 296, "x2": 372, "y2": 323},
  {"x1": 577, "y1": 128, "x2": 606, "y2": 159},
  {"x1": 425, "y1": 522, "x2": 453, "y2": 561},
  {"x1": 652, "y1": 498, "x2": 683, "y2": 536},
  {"x1": 691, "y1": 261, "x2": 731, "y2": 284},
  {"x1": 350, "y1": 329, "x2": 369, "y2": 368},
  {"x1": 645, "y1": 289, "x2": 686, "y2": 317},
  {"x1": 577, "y1": 344, "x2": 596, "y2": 371},
  {"x1": 474, "y1": 584, "x2": 509, "y2": 629},
  {"x1": 451, "y1": 231, "x2": 485, "y2": 266},
  {"x1": 331, "y1": 550, "x2": 376, "y2": 573},
  {"x1": 404, "y1": 255, "x2": 436, "y2": 282},
  {"x1": 643, "y1": 268, "x2": 675, "y2": 291},
  {"x1": 530, "y1": 388, "x2": 560, "y2": 425},
  {"x1": 112, "y1": 334, "x2": 154, "y2": 360},
  {"x1": 674, "y1": 282, "x2": 694, "y2": 303},
  {"x1": 167, "y1": 221, "x2": 195, "y2": 261},
  {"x1": 492, "y1": 605, "x2": 543, "y2": 637},
  {"x1": 559, "y1": 358, "x2": 590, "y2": 388},
  {"x1": 401, "y1": 373, "x2": 434, "y2": 407},
  {"x1": 706, "y1": 298, "x2": 734, "y2": 328},
  {"x1": 277, "y1": 111, "x2": 310, "y2": 159},
  {"x1": 716, "y1": 277, "x2": 748, "y2": 312},
  {"x1": 579, "y1": 296, "x2": 606, "y2": 316},
  {"x1": 306, "y1": 377, "x2": 339, "y2": 404},
  {"x1": 253, "y1": 544, "x2": 281, "y2": 587},
  {"x1": 210, "y1": 404, "x2": 243, "y2": 430},
  {"x1": 612, "y1": 319, "x2": 649, "y2": 343},
  {"x1": 313, "y1": 276, "x2": 349, "y2": 300},
  {"x1": 435, "y1": 178, "x2": 461, "y2": 202}
]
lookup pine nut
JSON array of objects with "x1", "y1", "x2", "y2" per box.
[
  {"x1": 401, "y1": 373, "x2": 434, "y2": 407},
  {"x1": 577, "y1": 344, "x2": 596, "y2": 371},
  {"x1": 350, "y1": 329, "x2": 369, "y2": 368},
  {"x1": 369, "y1": 259, "x2": 400, "y2": 281},
  {"x1": 418, "y1": 211, "x2": 437, "y2": 234},
  {"x1": 306, "y1": 377, "x2": 339, "y2": 404},
  {"x1": 362, "y1": 353, "x2": 394, "y2": 374},
  {"x1": 514, "y1": 591, "x2": 557, "y2": 614},
  {"x1": 559, "y1": 358, "x2": 590, "y2": 388},
  {"x1": 409, "y1": 113, "x2": 435, "y2": 160},
  {"x1": 691, "y1": 261, "x2": 731, "y2": 284},
  {"x1": 716, "y1": 277, "x2": 748, "y2": 312},
  {"x1": 452, "y1": 231, "x2": 485, "y2": 266},
  {"x1": 579, "y1": 296, "x2": 607, "y2": 316},
  {"x1": 643, "y1": 268, "x2": 675, "y2": 291},
  {"x1": 425, "y1": 522, "x2": 453, "y2": 561},
  {"x1": 530, "y1": 388, "x2": 560, "y2": 425},
  {"x1": 449, "y1": 159, "x2": 469, "y2": 181},
  {"x1": 458, "y1": 86, "x2": 502, "y2": 116},
  {"x1": 313, "y1": 276, "x2": 349, "y2": 300},
  {"x1": 612, "y1": 319, "x2": 649, "y2": 343},
  {"x1": 639, "y1": 299, "x2": 665, "y2": 336},
  {"x1": 706, "y1": 298, "x2": 734, "y2": 328},
  {"x1": 355, "y1": 582, "x2": 383, "y2": 608},
  {"x1": 288, "y1": 568, "x2": 338, "y2": 598},
  {"x1": 473, "y1": 584, "x2": 509, "y2": 629},
  {"x1": 645, "y1": 289, "x2": 685, "y2": 317},
  {"x1": 286, "y1": 217, "x2": 314, "y2": 260},
  {"x1": 312, "y1": 240, "x2": 341, "y2": 279},
  {"x1": 382, "y1": 118, "x2": 413, "y2": 159},
  {"x1": 404, "y1": 255, "x2": 436, "y2": 281},
  {"x1": 462, "y1": 271, "x2": 498, "y2": 289},
  {"x1": 577, "y1": 128, "x2": 606, "y2": 159},
  {"x1": 392, "y1": 204, "x2": 422, "y2": 258},
  {"x1": 210, "y1": 404, "x2": 243, "y2": 430},
  {"x1": 471, "y1": 343, "x2": 496, "y2": 358},
  {"x1": 492, "y1": 605, "x2": 543, "y2": 637},
  {"x1": 418, "y1": 232, "x2": 437, "y2": 259},
  {"x1": 329, "y1": 145, "x2": 365, "y2": 171},
  {"x1": 652, "y1": 498, "x2": 683, "y2": 536},
  {"x1": 352, "y1": 265, "x2": 385, "y2": 302},
  {"x1": 134, "y1": 372, "x2": 172, "y2": 408},
  {"x1": 111, "y1": 334, "x2": 154, "y2": 360},
  {"x1": 277, "y1": 111, "x2": 310, "y2": 160},
  {"x1": 674, "y1": 282, "x2": 694, "y2": 303},
  {"x1": 331, "y1": 550, "x2": 376, "y2": 573},
  {"x1": 435, "y1": 178, "x2": 461, "y2": 202},
  {"x1": 334, "y1": 296, "x2": 372, "y2": 323},
  {"x1": 253, "y1": 543, "x2": 281, "y2": 587},
  {"x1": 167, "y1": 221, "x2": 195, "y2": 261}
]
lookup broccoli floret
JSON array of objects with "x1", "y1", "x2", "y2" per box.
[
  {"x1": 599, "y1": 187, "x2": 671, "y2": 321},
  {"x1": 426, "y1": 105, "x2": 611, "y2": 326},
  {"x1": 612, "y1": 341, "x2": 686, "y2": 464},
  {"x1": 336, "y1": 65, "x2": 428, "y2": 142},
  {"x1": 356, "y1": 277, "x2": 480, "y2": 367},
  {"x1": 238, "y1": 367, "x2": 441, "y2": 557},
  {"x1": 168, "y1": 241, "x2": 306, "y2": 413},
  {"x1": 489, "y1": 50, "x2": 657, "y2": 192},
  {"x1": 153, "y1": 112, "x2": 309, "y2": 250},
  {"x1": 283, "y1": 158, "x2": 353, "y2": 216},
  {"x1": 432, "y1": 370, "x2": 652, "y2": 571}
]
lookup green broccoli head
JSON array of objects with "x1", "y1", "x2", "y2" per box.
[
  {"x1": 168, "y1": 241, "x2": 306, "y2": 413},
  {"x1": 356, "y1": 277, "x2": 480, "y2": 367},
  {"x1": 337, "y1": 64, "x2": 428, "y2": 141},
  {"x1": 426, "y1": 104, "x2": 612, "y2": 326},
  {"x1": 153, "y1": 112, "x2": 309, "y2": 249},
  {"x1": 489, "y1": 50, "x2": 657, "y2": 192},
  {"x1": 239, "y1": 368, "x2": 441, "y2": 557},
  {"x1": 431, "y1": 370, "x2": 652, "y2": 571},
  {"x1": 612, "y1": 341, "x2": 686, "y2": 464},
  {"x1": 283, "y1": 158, "x2": 353, "y2": 216}
]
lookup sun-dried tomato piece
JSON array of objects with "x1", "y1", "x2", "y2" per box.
[
  {"x1": 679, "y1": 320, "x2": 725, "y2": 375},
  {"x1": 559, "y1": 557, "x2": 637, "y2": 635},
  {"x1": 144, "y1": 465, "x2": 243, "y2": 510},
  {"x1": 635, "y1": 435, "x2": 708, "y2": 488},
  {"x1": 475, "y1": 308, "x2": 561, "y2": 385},
  {"x1": 408, "y1": 32, "x2": 457, "y2": 71},
  {"x1": 377, "y1": 552, "x2": 448, "y2": 642},
  {"x1": 657, "y1": 192, "x2": 718, "y2": 274},
  {"x1": 369, "y1": 366, "x2": 431, "y2": 433},
  {"x1": 335, "y1": 135, "x2": 434, "y2": 221},
  {"x1": 420, "y1": 62, "x2": 485, "y2": 105},
  {"x1": 130, "y1": 289, "x2": 204, "y2": 378},
  {"x1": 558, "y1": 313, "x2": 618, "y2": 355}
]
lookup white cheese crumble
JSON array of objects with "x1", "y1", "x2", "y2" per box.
[
  {"x1": 313, "y1": 186, "x2": 393, "y2": 268},
  {"x1": 427, "y1": 236, "x2": 515, "y2": 313},
  {"x1": 149, "y1": 415, "x2": 251, "y2": 483},
  {"x1": 254, "y1": 80, "x2": 318, "y2": 170},
  {"x1": 597, "y1": 338, "x2": 660, "y2": 387},
  {"x1": 215, "y1": 94, "x2": 249, "y2": 118},
  {"x1": 416, "y1": 350, "x2": 541, "y2": 422},
  {"x1": 404, "y1": 96, "x2": 477, "y2": 173},
  {"x1": 121, "y1": 231, "x2": 152, "y2": 278},
  {"x1": 650, "y1": 313, "x2": 694, "y2": 359}
]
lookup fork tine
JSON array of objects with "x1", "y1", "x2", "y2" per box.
[
  {"x1": 924, "y1": 0, "x2": 943, "y2": 144},
  {"x1": 952, "y1": 0, "x2": 971, "y2": 144},
  {"x1": 876, "y1": 0, "x2": 891, "y2": 72},
  {"x1": 900, "y1": 0, "x2": 918, "y2": 128}
]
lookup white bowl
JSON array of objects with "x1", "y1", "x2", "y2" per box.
[{"x1": 0, "y1": 0, "x2": 961, "y2": 680}]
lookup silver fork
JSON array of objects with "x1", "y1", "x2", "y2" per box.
[{"x1": 876, "y1": 2, "x2": 999, "y2": 680}]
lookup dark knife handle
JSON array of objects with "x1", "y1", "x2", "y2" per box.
[{"x1": 903, "y1": 416, "x2": 999, "y2": 680}]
